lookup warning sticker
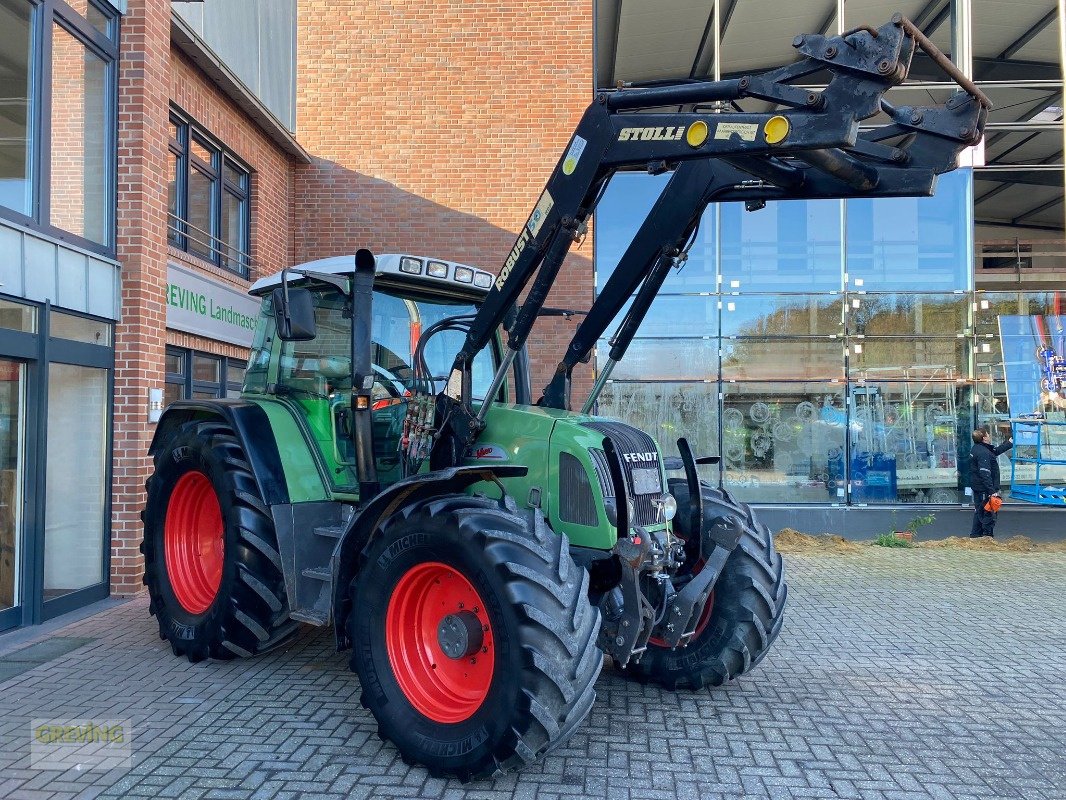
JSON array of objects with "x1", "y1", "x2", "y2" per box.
[
  {"x1": 714, "y1": 122, "x2": 759, "y2": 142},
  {"x1": 527, "y1": 189, "x2": 554, "y2": 237},
  {"x1": 562, "y1": 135, "x2": 587, "y2": 175}
]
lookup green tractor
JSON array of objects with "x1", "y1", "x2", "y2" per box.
[{"x1": 143, "y1": 16, "x2": 987, "y2": 780}]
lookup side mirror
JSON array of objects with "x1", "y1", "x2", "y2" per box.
[{"x1": 272, "y1": 285, "x2": 317, "y2": 341}]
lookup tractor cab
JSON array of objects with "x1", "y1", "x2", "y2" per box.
[{"x1": 246, "y1": 254, "x2": 526, "y2": 492}]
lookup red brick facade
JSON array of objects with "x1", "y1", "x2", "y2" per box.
[
  {"x1": 293, "y1": 0, "x2": 596, "y2": 395},
  {"x1": 109, "y1": 2, "x2": 595, "y2": 595},
  {"x1": 111, "y1": 0, "x2": 172, "y2": 596},
  {"x1": 110, "y1": 4, "x2": 296, "y2": 596}
]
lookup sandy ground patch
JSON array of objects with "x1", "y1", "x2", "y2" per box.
[{"x1": 774, "y1": 528, "x2": 1066, "y2": 553}]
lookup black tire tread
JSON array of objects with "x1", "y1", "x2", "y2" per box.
[
  {"x1": 349, "y1": 494, "x2": 602, "y2": 780},
  {"x1": 142, "y1": 419, "x2": 298, "y2": 662},
  {"x1": 620, "y1": 481, "x2": 786, "y2": 690}
]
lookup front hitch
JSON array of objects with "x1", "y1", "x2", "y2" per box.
[
  {"x1": 598, "y1": 531, "x2": 657, "y2": 667},
  {"x1": 652, "y1": 514, "x2": 744, "y2": 649}
]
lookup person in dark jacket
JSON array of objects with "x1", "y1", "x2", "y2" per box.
[{"x1": 969, "y1": 428, "x2": 1013, "y2": 538}]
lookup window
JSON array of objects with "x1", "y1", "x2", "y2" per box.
[
  {"x1": 0, "y1": 0, "x2": 118, "y2": 251},
  {"x1": 164, "y1": 347, "x2": 245, "y2": 404},
  {"x1": 0, "y1": 0, "x2": 33, "y2": 216},
  {"x1": 168, "y1": 109, "x2": 251, "y2": 276}
]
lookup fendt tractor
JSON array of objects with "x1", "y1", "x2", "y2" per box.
[{"x1": 144, "y1": 16, "x2": 988, "y2": 780}]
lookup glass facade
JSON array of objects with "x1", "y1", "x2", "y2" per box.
[
  {"x1": 593, "y1": 0, "x2": 1066, "y2": 507},
  {"x1": 0, "y1": 0, "x2": 118, "y2": 252}
]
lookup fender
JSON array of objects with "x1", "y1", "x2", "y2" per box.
[
  {"x1": 150, "y1": 399, "x2": 290, "y2": 505},
  {"x1": 331, "y1": 464, "x2": 527, "y2": 649}
]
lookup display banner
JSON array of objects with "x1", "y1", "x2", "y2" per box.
[{"x1": 165, "y1": 263, "x2": 260, "y2": 348}]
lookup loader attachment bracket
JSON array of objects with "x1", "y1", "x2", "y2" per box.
[{"x1": 653, "y1": 515, "x2": 744, "y2": 650}]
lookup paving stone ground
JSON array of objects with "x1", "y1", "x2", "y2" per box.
[{"x1": 0, "y1": 548, "x2": 1063, "y2": 800}]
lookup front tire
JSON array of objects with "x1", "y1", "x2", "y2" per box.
[
  {"x1": 349, "y1": 495, "x2": 602, "y2": 781},
  {"x1": 621, "y1": 480, "x2": 787, "y2": 690},
  {"x1": 142, "y1": 419, "x2": 299, "y2": 662}
]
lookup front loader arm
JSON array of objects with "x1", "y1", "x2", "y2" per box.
[{"x1": 429, "y1": 14, "x2": 989, "y2": 467}]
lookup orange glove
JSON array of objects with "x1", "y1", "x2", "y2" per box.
[{"x1": 984, "y1": 495, "x2": 1003, "y2": 513}]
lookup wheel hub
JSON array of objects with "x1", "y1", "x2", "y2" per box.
[{"x1": 437, "y1": 611, "x2": 484, "y2": 659}]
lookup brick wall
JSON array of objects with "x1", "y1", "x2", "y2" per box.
[
  {"x1": 293, "y1": 1, "x2": 596, "y2": 399},
  {"x1": 169, "y1": 48, "x2": 294, "y2": 281},
  {"x1": 110, "y1": 10, "x2": 295, "y2": 596},
  {"x1": 111, "y1": 0, "x2": 172, "y2": 597}
]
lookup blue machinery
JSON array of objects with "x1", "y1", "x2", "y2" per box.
[{"x1": 1010, "y1": 418, "x2": 1066, "y2": 505}]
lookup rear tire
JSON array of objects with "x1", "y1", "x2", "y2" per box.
[
  {"x1": 142, "y1": 419, "x2": 299, "y2": 662},
  {"x1": 620, "y1": 480, "x2": 786, "y2": 690},
  {"x1": 349, "y1": 495, "x2": 602, "y2": 781}
]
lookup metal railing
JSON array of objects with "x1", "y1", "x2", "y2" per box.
[
  {"x1": 168, "y1": 213, "x2": 252, "y2": 279},
  {"x1": 977, "y1": 239, "x2": 1066, "y2": 274},
  {"x1": 1009, "y1": 417, "x2": 1066, "y2": 505}
]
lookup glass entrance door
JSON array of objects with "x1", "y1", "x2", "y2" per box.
[
  {"x1": 0, "y1": 358, "x2": 25, "y2": 628},
  {"x1": 42, "y1": 362, "x2": 107, "y2": 606}
]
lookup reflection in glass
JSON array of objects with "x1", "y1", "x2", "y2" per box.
[
  {"x1": 601, "y1": 339, "x2": 717, "y2": 382},
  {"x1": 604, "y1": 295, "x2": 718, "y2": 339},
  {"x1": 64, "y1": 0, "x2": 111, "y2": 35},
  {"x1": 0, "y1": 359, "x2": 24, "y2": 610},
  {"x1": 188, "y1": 166, "x2": 215, "y2": 260},
  {"x1": 164, "y1": 382, "x2": 182, "y2": 407},
  {"x1": 721, "y1": 295, "x2": 843, "y2": 337},
  {"x1": 50, "y1": 23, "x2": 109, "y2": 244},
  {"x1": 849, "y1": 294, "x2": 971, "y2": 337},
  {"x1": 850, "y1": 338, "x2": 967, "y2": 381},
  {"x1": 0, "y1": 298, "x2": 36, "y2": 333},
  {"x1": 722, "y1": 338, "x2": 844, "y2": 381},
  {"x1": 849, "y1": 382, "x2": 970, "y2": 504},
  {"x1": 722, "y1": 383, "x2": 846, "y2": 503},
  {"x1": 221, "y1": 189, "x2": 244, "y2": 270},
  {"x1": 596, "y1": 172, "x2": 716, "y2": 293},
  {"x1": 847, "y1": 169, "x2": 973, "y2": 291},
  {"x1": 720, "y1": 200, "x2": 843, "y2": 292},
  {"x1": 167, "y1": 149, "x2": 180, "y2": 245},
  {"x1": 49, "y1": 310, "x2": 111, "y2": 345},
  {"x1": 192, "y1": 354, "x2": 220, "y2": 383},
  {"x1": 44, "y1": 364, "x2": 107, "y2": 598},
  {"x1": 0, "y1": 0, "x2": 33, "y2": 216},
  {"x1": 598, "y1": 381, "x2": 719, "y2": 480}
]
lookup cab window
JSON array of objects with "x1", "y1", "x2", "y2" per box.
[
  {"x1": 371, "y1": 290, "x2": 497, "y2": 401},
  {"x1": 277, "y1": 288, "x2": 352, "y2": 396}
]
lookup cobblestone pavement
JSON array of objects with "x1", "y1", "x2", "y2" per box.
[{"x1": 1, "y1": 548, "x2": 1064, "y2": 800}]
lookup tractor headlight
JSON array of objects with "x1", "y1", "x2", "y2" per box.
[
  {"x1": 399, "y1": 256, "x2": 423, "y2": 274},
  {"x1": 656, "y1": 492, "x2": 678, "y2": 521}
]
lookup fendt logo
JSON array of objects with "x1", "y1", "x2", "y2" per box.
[{"x1": 622, "y1": 451, "x2": 658, "y2": 464}]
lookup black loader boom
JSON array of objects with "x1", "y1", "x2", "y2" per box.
[{"x1": 431, "y1": 14, "x2": 989, "y2": 466}]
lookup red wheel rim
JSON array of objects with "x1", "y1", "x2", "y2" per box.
[
  {"x1": 385, "y1": 562, "x2": 494, "y2": 723},
  {"x1": 164, "y1": 471, "x2": 225, "y2": 614}
]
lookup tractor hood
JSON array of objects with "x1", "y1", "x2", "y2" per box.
[{"x1": 468, "y1": 404, "x2": 668, "y2": 550}]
